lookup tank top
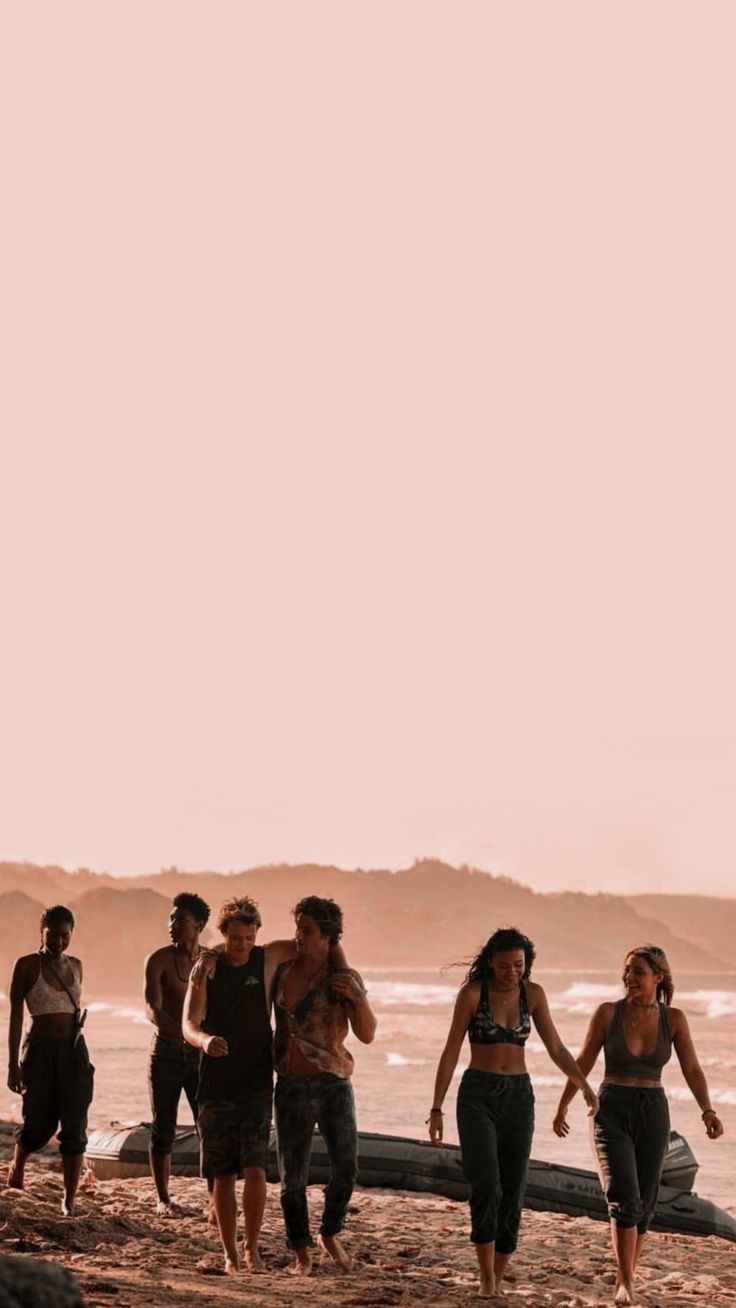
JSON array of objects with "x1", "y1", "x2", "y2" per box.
[
  {"x1": 197, "y1": 947, "x2": 273, "y2": 1100},
  {"x1": 25, "y1": 958, "x2": 82, "y2": 1017},
  {"x1": 467, "y1": 978, "x2": 531, "y2": 1046},
  {"x1": 604, "y1": 998, "x2": 672, "y2": 1081}
]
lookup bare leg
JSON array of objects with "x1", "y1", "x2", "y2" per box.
[
  {"x1": 494, "y1": 1251, "x2": 512, "y2": 1294},
  {"x1": 213, "y1": 1174, "x2": 239, "y2": 1273},
  {"x1": 318, "y1": 1234, "x2": 353, "y2": 1270},
  {"x1": 242, "y1": 1166, "x2": 266, "y2": 1271},
  {"x1": 150, "y1": 1152, "x2": 173, "y2": 1211},
  {"x1": 61, "y1": 1155, "x2": 84, "y2": 1216},
  {"x1": 474, "y1": 1242, "x2": 496, "y2": 1298},
  {"x1": 7, "y1": 1145, "x2": 30, "y2": 1190},
  {"x1": 611, "y1": 1222, "x2": 637, "y2": 1305},
  {"x1": 633, "y1": 1232, "x2": 646, "y2": 1270}
]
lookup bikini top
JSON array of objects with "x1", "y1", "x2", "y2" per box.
[
  {"x1": 604, "y1": 998, "x2": 672, "y2": 1081},
  {"x1": 467, "y1": 977, "x2": 531, "y2": 1046},
  {"x1": 25, "y1": 958, "x2": 81, "y2": 1017}
]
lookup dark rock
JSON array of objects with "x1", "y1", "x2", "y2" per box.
[{"x1": 0, "y1": 1254, "x2": 85, "y2": 1307}]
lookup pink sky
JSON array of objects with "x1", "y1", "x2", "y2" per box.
[{"x1": 2, "y1": 5, "x2": 734, "y2": 896}]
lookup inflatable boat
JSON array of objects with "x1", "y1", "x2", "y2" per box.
[{"x1": 85, "y1": 1124, "x2": 735, "y2": 1243}]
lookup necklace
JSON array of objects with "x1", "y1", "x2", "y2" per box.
[
  {"x1": 172, "y1": 945, "x2": 201, "y2": 984},
  {"x1": 628, "y1": 1000, "x2": 658, "y2": 1027}
]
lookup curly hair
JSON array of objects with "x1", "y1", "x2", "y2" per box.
[
  {"x1": 40, "y1": 904, "x2": 75, "y2": 931},
  {"x1": 625, "y1": 944, "x2": 674, "y2": 1005},
  {"x1": 293, "y1": 896, "x2": 343, "y2": 944},
  {"x1": 465, "y1": 926, "x2": 536, "y2": 984},
  {"x1": 216, "y1": 896, "x2": 262, "y2": 934},
  {"x1": 172, "y1": 892, "x2": 211, "y2": 927}
]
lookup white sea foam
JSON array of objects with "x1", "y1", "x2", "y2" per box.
[
  {"x1": 385, "y1": 1052, "x2": 430, "y2": 1067},
  {"x1": 369, "y1": 981, "x2": 457, "y2": 1007},
  {"x1": 87, "y1": 1001, "x2": 149, "y2": 1026},
  {"x1": 667, "y1": 1086, "x2": 736, "y2": 1106},
  {"x1": 677, "y1": 990, "x2": 736, "y2": 1020}
]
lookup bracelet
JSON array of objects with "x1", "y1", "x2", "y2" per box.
[
  {"x1": 430, "y1": 1107, "x2": 444, "y2": 1114},
  {"x1": 702, "y1": 1108, "x2": 717, "y2": 1120}
]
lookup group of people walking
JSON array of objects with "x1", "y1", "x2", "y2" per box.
[
  {"x1": 6, "y1": 900, "x2": 724, "y2": 1303},
  {"x1": 7, "y1": 892, "x2": 376, "y2": 1276}
]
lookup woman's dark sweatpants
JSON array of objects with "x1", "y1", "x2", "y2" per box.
[
  {"x1": 275, "y1": 1073, "x2": 357, "y2": 1250},
  {"x1": 456, "y1": 1069, "x2": 535, "y2": 1252},
  {"x1": 592, "y1": 1084, "x2": 670, "y2": 1233},
  {"x1": 16, "y1": 1033, "x2": 94, "y2": 1156}
]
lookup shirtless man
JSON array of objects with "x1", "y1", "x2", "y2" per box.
[
  {"x1": 143, "y1": 891, "x2": 211, "y2": 1214},
  {"x1": 183, "y1": 895, "x2": 348, "y2": 1275}
]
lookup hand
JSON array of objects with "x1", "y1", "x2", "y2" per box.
[
  {"x1": 582, "y1": 1085, "x2": 599, "y2": 1118},
  {"x1": 190, "y1": 953, "x2": 218, "y2": 987},
  {"x1": 331, "y1": 972, "x2": 367, "y2": 1005},
  {"x1": 427, "y1": 1109, "x2": 444, "y2": 1145},
  {"x1": 704, "y1": 1112, "x2": 724, "y2": 1140},
  {"x1": 204, "y1": 1034, "x2": 228, "y2": 1058},
  {"x1": 552, "y1": 1108, "x2": 569, "y2": 1138},
  {"x1": 7, "y1": 1062, "x2": 24, "y2": 1094}
]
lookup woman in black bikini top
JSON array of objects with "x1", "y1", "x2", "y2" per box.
[{"x1": 428, "y1": 926, "x2": 598, "y2": 1300}]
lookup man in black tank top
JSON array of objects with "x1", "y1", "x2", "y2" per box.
[{"x1": 183, "y1": 897, "x2": 275, "y2": 1275}]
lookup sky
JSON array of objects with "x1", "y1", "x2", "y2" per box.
[{"x1": 2, "y1": 4, "x2": 734, "y2": 897}]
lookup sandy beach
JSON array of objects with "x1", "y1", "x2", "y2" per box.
[{"x1": 1, "y1": 1125, "x2": 734, "y2": 1308}]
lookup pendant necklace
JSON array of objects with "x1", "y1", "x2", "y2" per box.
[
  {"x1": 629, "y1": 1000, "x2": 657, "y2": 1028},
  {"x1": 172, "y1": 945, "x2": 201, "y2": 984}
]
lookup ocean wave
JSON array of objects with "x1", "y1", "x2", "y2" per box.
[
  {"x1": 87, "y1": 1002, "x2": 149, "y2": 1025},
  {"x1": 369, "y1": 981, "x2": 458, "y2": 1007},
  {"x1": 677, "y1": 990, "x2": 736, "y2": 1020},
  {"x1": 385, "y1": 1052, "x2": 430, "y2": 1067},
  {"x1": 667, "y1": 1086, "x2": 736, "y2": 1106}
]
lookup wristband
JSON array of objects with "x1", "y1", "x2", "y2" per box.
[{"x1": 702, "y1": 1108, "x2": 717, "y2": 1120}]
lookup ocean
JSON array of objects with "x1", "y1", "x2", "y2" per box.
[{"x1": 2, "y1": 970, "x2": 734, "y2": 1213}]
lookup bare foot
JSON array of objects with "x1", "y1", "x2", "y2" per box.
[
  {"x1": 60, "y1": 1197, "x2": 75, "y2": 1217},
  {"x1": 244, "y1": 1246, "x2": 265, "y2": 1273},
  {"x1": 223, "y1": 1256, "x2": 239, "y2": 1276},
  {"x1": 206, "y1": 1203, "x2": 217, "y2": 1227},
  {"x1": 614, "y1": 1280, "x2": 635, "y2": 1306},
  {"x1": 289, "y1": 1248, "x2": 313, "y2": 1277},
  {"x1": 318, "y1": 1234, "x2": 353, "y2": 1271},
  {"x1": 7, "y1": 1164, "x2": 25, "y2": 1191},
  {"x1": 155, "y1": 1198, "x2": 175, "y2": 1216},
  {"x1": 479, "y1": 1276, "x2": 496, "y2": 1299}
]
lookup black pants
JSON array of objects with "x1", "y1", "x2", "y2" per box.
[
  {"x1": 147, "y1": 1035, "x2": 200, "y2": 1156},
  {"x1": 456, "y1": 1069, "x2": 535, "y2": 1252},
  {"x1": 592, "y1": 1083, "x2": 670, "y2": 1233},
  {"x1": 17, "y1": 1032, "x2": 94, "y2": 1156},
  {"x1": 274, "y1": 1073, "x2": 357, "y2": 1250}
]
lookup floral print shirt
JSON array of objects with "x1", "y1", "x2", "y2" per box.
[{"x1": 273, "y1": 962, "x2": 366, "y2": 1079}]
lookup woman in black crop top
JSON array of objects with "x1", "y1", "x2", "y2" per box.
[
  {"x1": 553, "y1": 944, "x2": 724, "y2": 1307},
  {"x1": 428, "y1": 927, "x2": 598, "y2": 1299}
]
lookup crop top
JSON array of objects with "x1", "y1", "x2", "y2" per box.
[
  {"x1": 467, "y1": 978, "x2": 531, "y2": 1046},
  {"x1": 604, "y1": 999, "x2": 672, "y2": 1081},
  {"x1": 25, "y1": 959, "x2": 81, "y2": 1018}
]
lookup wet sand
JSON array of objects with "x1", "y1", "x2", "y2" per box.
[{"x1": 1, "y1": 1124, "x2": 735, "y2": 1307}]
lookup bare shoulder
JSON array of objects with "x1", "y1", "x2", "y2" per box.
[
  {"x1": 12, "y1": 953, "x2": 39, "y2": 979},
  {"x1": 457, "y1": 980, "x2": 481, "y2": 1009},
  {"x1": 145, "y1": 945, "x2": 173, "y2": 970},
  {"x1": 667, "y1": 1005, "x2": 687, "y2": 1031},
  {"x1": 524, "y1": 978, "x2": 546, "y2": 1007}
]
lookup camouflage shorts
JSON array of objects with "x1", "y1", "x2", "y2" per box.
[{"x1": 198, "y1": 1090, "x2": 273, "y2": 1177}]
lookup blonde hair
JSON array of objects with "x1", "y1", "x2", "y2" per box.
[
  {"x1": 626, "y1": 944, "x2": 674, "y2": 1005},
  {"x1": 217, "y1": 896, "x2": 262, "y2": 934}
]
